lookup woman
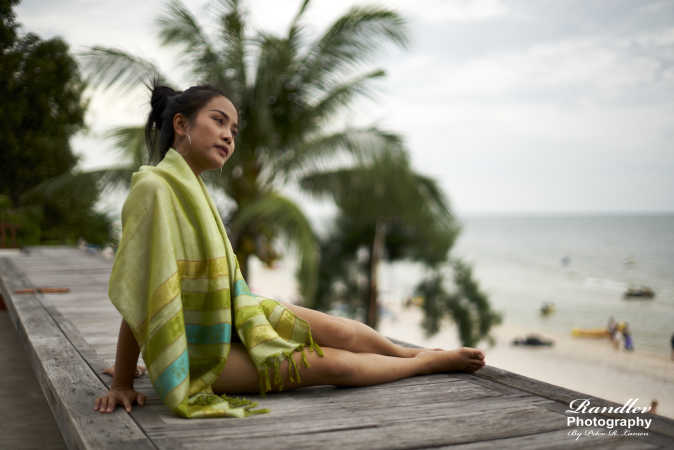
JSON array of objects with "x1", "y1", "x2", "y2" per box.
[{"x1": 94, "y1": 81, "x2": 486, "y2": 418}]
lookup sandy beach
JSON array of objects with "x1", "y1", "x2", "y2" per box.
[{"x1": 376, "y1": 297, "x2": 674, "y2": 419}]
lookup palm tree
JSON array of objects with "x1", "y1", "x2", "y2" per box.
[
  {"x1": 77, "y1": 0, "x2": 409, "y2": 303},
  {"x1": 300, "y1": 148, "x2": 502, "y2": 345},
  {"x1": 299, "y1": 148, "x2": 463, "y2": 329}
]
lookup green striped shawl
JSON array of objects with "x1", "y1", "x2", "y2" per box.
[{"x1": 108, "y1": 148, "x2": 324, "y2": 418}]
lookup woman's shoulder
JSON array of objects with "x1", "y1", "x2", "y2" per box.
[
  {"x1": 129, "y1": 168, "x2": 173, "y2": 197},
  {"x1": 123, "y1": 170, "x2": 173, "y2": 214}
]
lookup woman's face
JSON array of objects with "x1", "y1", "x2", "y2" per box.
[{"x1": 179, "y1": 95, "x2": 239, "y2": 175}]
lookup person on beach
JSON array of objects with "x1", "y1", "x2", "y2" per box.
[
  {"x1": 622, "y1": 323, "x2": 634, "y2": 351},
  {"x1": 93, "y1": 80, "x2": 486, "y2": 418}
]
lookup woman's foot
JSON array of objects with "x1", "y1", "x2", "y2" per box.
[
  {"x1": 102, "y1": 365, "x2": 146, "y2": 378},
  {"x1": 415, "y1": 347, "x2": 486, "y2": 375}
]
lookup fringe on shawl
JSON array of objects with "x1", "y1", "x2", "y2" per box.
[{"x1": 256, "y1": 334, "x2": 325, "y2": 397}]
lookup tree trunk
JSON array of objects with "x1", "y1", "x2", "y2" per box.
[{"x1": 366, "y1": 220, "x2": 386, "y2": 329}]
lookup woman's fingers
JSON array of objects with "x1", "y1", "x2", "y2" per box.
[{"x1": 94, "y1": 389, "x2": 145, "y2": 414}]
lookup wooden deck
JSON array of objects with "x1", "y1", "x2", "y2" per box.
[{"x1": 1, "y1": 246, "x2": 672, "y2": 449}]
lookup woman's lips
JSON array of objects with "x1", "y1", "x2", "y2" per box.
[{"x1": 215, "y1": 146, "x2": 228, "y2": 157}]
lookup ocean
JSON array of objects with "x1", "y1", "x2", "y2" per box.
[{"x1": 404, "y1": 213, "x2": 674, "y2": 357}]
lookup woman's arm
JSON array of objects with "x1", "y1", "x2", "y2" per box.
[
  {"x1": 94, "y1": 319, "x2": 146, "y2": 413},
  {"x1": 111, "y1": 319, "x2": 141, "y2": 388}
]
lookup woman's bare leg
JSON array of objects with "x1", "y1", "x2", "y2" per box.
[
  {"x1": 212, "y1": 343, "x2": 485, "y2": 395},
  {"x1": 278, "y1": 300, "x2": 443, "y2": 358}
]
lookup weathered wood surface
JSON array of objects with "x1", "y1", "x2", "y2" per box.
[
  {"x1": 0, "y1": 309, "x2": 67, "y2": 449},
  {"x1": 1, "y1": 246, "x2": 672, "y2": 450}
]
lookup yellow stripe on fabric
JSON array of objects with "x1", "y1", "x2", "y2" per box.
[
  {"x1": 149, "y1": 272, "x2": 181, "y2": 320},
  {"x1": 235, "y1": 305, "x2": 262, "y2": 327},
  {"x1": 182, "y1": 290, "x2": 231, "y2": 310},
  {"x1": 233, "y1": 296, "x2": 260, "y2": 308},
  {"x1": 260, "y1": 299, "x2": 280, "y2": 315},
  {"x1": 148, "y1": 295, "x2": 183, "y2": 338},
  {"x1": 135, "y1": 272, "x2": 181, "y2": 339},
  {"x1": 144, "y1": 310, "x2": 185, "y2": 368},
  {"x1": 268, "y1": 304, "x2": 284, "y2": 326},
  {"x1": 238, "y1": 313, "x2": 275, "y2": 331},
  {"x1": 148, "y1": 332, "x2": 186, "y2": 380},
  {"x1": 292, "y1": 317, "x2": 309, "y2": 343},
  {"x1": 187, "y1": 343, "x2": 230, "y2": 360},
  {"x1": 183, "y1": 308, "x2": 231, "y2": 326},
  {"x1": 176, "y1": 257, "x2": 229, "y2": 279},
  {"x1": 246, "y1": 323, "x2": 279, "y2": 349},
  {"x1": 276, "y1": 310, "x2": 296, "y2": 341},
  {"x1": 181, "y1": 277, "x2": 230, "y2": 293}
]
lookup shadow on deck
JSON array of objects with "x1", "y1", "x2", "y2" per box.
[{"x1": 1, "y1": 247, "x2": 672, "y2": 449}]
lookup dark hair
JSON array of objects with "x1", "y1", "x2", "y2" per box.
[{"x1": 144, "y1": 76, "x2": 233, "y2": 163}]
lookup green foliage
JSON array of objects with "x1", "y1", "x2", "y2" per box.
[
  {"x1": 0, "y1": 0, "x2": 112, "y2": 247},
  {"x1": 304, "y1": 148, "x2": 463, "y2": 327},
  {"x1": 414, "y1": 259, "x2": 503, "y2": 347}
]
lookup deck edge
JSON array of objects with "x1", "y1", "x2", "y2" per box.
[{"x1": 0, "y1": 256, "x2": 156, "y2": 450}]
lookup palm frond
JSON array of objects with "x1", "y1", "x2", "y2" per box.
[
  {"x1": 271, "y1": 126, "x2": 404, "y2": 184},
  {"x1": 298, "y1": 5, "x2": 409, "y2": 91},
  {"x1": 308, "y1": 68, "x2": 386, "y2": 124},
  {"x1": 156, "y1": 0, "x2": 229, "y2": 87},
  {"x1": 104, "y1": 125, "x2": 148, "y2": 168},
  {"x1": 76, "y1": 46, "x2": 167, "y2": 95}
]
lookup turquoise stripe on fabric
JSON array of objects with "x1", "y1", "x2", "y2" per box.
[
  {"x1": 185, "y1": 323, "x2": 231, "y2": 345},
  {"x1": 157, "y1": 350, "x2": 189, "y2": 401},
  {"x1": 233, "y1": 279, "x2": 251, "y2": 297}
]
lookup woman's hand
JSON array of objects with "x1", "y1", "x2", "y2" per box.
[{"x1": 94, "y1": 387, "x2": 146, "y2": 413}]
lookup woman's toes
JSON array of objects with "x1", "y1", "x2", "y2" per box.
[{"x1": 465, "y1": 348, "x2": 485, "y2": 360}]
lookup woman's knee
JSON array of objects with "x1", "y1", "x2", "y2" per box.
[{"x1": 324, "y1": 317, "x2": 359, "y2": 350}]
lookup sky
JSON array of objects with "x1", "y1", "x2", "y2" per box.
[{"x1": 14, "y1": 0, "x2": 674, "y2": 217}]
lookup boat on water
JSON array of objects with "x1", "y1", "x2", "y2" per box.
[
  {"x1": 623, "y1": 286, "x2": 655, "y2": 300},
  {"x1": 571, "y1": 328, "x2": 610, "y2": 338},
  {"x1": 512, "y1": 334, "x2": 554, "y2": 347},
  {"x1": 540, "y1": 302, "x2": 555, "y2": 316}
]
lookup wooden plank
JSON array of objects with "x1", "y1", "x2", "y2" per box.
[
  {"x1": 160, "y1": 397, "x2": 565, "y2": 449},
  {"x1": 0, "y1": 257, "x2": 155, "y2": 450},
  {"x1": 0, "y1": 310, "x2": 67, "y2": 449}
]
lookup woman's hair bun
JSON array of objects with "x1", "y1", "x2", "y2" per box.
[{"x1": 149, "y1": 81, "x2": 180, "y2": 131}]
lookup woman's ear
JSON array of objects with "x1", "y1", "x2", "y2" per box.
[{"x1": 173, "y1": 113, "x2": 188, "y2": 138}]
